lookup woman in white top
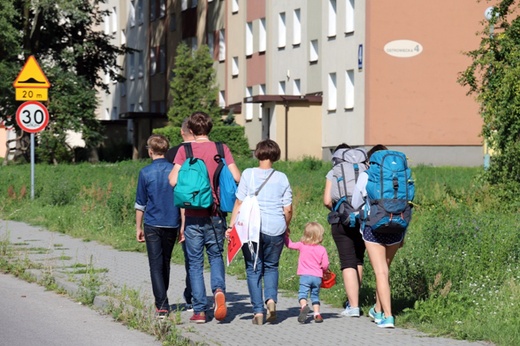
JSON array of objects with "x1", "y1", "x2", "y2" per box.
[{"x1": 228, "y1": 139, "x2": 293, "y2": 325}]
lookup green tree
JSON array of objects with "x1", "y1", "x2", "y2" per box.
[
  {"x1": 0, "y1": 0, "x2": 126, "y2": 163},
  {"x1": 459, "y1": 1, "x2": 520, "y2": 183},
  {"x1": 168, "y1": 42, "x2": 222, "y2": 126}
]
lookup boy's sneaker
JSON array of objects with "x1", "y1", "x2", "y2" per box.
[
  {"x1": 297, "y1": 305, "x2": 310, "y2": 323},
  {"x1": 314, "y1": 314, "x2": 324, "y2": 323},
  {"x1": 340, "y1": 302, "x2": 360, "y2": 317},
  {"x1": 185, "y1": 303, "x2": 193, "y2": 312},
  {"x1": 190, "y1": 312, "x2": 206, "y2": 324},
  {"x1": 377, "y1": 315, "x2": 395, "y2": 328},
  {"x1": 155, "y1": 309, "x2": 169, "y2": 320},
  {"x1": 369, "y1": 305, "x2": 384, "y2": 324},
  {"x1": 213, "y1": 289, "x2": 227, "y2": 321}
]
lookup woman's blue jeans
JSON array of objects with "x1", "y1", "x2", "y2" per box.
[
  {"x1": 184, "y1": 216, "x2": 226, "y2": 313},
  {"x1": 242, "y1": 233, "x2": 285, "y2": 314},
  {"x1": 144, "y1": 225, "x2": 178, "y2": 310}
]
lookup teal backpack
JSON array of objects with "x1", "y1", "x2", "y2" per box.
[
  {"x1": 174, "y1": 143, "x2": 214, "y2": 209},
  {"x1": 360, "y1": 150, "x2": 415, "y2": 234},
  {"x1": 213, "y1": 142, "x2": 237, "y2": 214}
]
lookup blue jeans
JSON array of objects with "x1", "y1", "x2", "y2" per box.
[
  {"x1": 181, "y1": 240, "x2": 192, "y2": 305},
  {"x1": 143, "y1": 225, "x2": 178, "y2": 310},
  {"x1": 298, "y1": 275, "x2": 322, "y2": 306},
  {"x1": 242, "y1": 233, "x2": 285, "y2": 314},
  {"x1": 184, "y1": 216, "x2": 226, "y2": 313}
]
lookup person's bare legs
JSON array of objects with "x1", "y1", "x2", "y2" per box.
[
  {"x1": 365, "y1": 242, "x2": 400, "y2": 318},
  {"x1": 343, "y1": 265, "x2": 363, "y2": 307}
]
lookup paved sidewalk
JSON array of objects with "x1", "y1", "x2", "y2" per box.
[{"x1": 0, "y1": 220, "x2": 491, "y2": 346}]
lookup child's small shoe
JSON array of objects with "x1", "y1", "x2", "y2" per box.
[
  {"x1": 297, "y1": 305, "x2": 310, "y2": 323},
  {"x1": 314, "y1": 314, "x2": 323, "y2": 323}
]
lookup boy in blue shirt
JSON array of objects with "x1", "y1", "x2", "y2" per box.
[{"x1": 135, "y1": 134, "x2": 181, "y2": 319}]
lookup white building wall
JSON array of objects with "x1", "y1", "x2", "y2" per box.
[{"x1": 321, "y1": 0, "x2": 366, "y2": 148}]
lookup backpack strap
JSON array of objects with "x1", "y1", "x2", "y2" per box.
[
  {"x1": 183, "y1": 142, "x2": 193, "y2": 159},
  {"x1": 255, "y1": 170, "x2": 275, "y2": 196},
  {"x1": 215, "y1": 141, "x2": 225, "y2": 160}
]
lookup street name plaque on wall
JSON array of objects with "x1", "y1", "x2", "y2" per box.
[{"x1": 384, "y1": 40, "x2": 423, "y2": 58}]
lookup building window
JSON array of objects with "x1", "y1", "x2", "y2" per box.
[
  {"x1": 232, "y1": 0, "x2": 239, "y2": 14},
  {"x1": 208, "y1": 32, "x2": 215, "y2": 59},
  {"x1": 278, "y1": 12, "x2": 286, "y2": 48},
  {"x1": 192, "y1": 0, "x2": 198, "y2": 8},
  {"x1": 309, "y1": 40, "x2": 318, "y2": 62},
  {"x1": 328, "y1": 0, "x2": 337, "y2": 38},
  {"x1": 293, "y1": 9, "x2": 301, "y2": 46},
  {"x1": 129, "y1": 53, "x2": 135, "y2": 80},
  {"x1": 328, "y1": 72, "x2": 337, "y2": 111},
  {"x1": 137, "y1": 0, "x2": 144, "y2": 25},
  {"x1": 120, "y1": 82, "x2": 126, "y2": 97},
  {"x1": 219, "y1": 90, "x2": 225, "y2": 108},
  {"x1": 105, "y1": 108, "x2": 110, "y2": 119},
  {"x1": 159, "y1": 0, "x2": 166, "y2": 18},
  {"x1": 138, "y1": 103, "x2": 144, "y2": 112},
  {"x1": 345, "y1": 69, "x2": 354, "y2": 109},
  {"x1": 345, "y1": 0, "x2": 355, "y2": 33},
  {"x1": 138, "y1": 51, "x2": 144, "y2": 78},
  {"x1": 150, "y1": 0, "x2": 156, "y2": 21},
  {"x1": 104, "y1": 13, "x2": 110, "y2": 35},
  {"x1": 245, "y1": 87, "x2": 253, "y2": 120},
  {"x1": 111, "y1": 7, "x2": 117, "y2": 33},
  {"x1": 232, "y1": 56, "x2": 239, "y2": 77},
  {"x1": 278, "y1": 81, "x2": 286, "y2": 95},
  {"x1": 121, "y1": 29, "x2": 126, "y2": 45},
  {"x1": 130, "y1": 1, "x2": 136, "y2": 27},
  {"x1": 111, "y1": 107, "x2": 118, "y2": 119},
  {"x1": 293, "y1": 79, "x2": 301, "y2": 95},
  {"x1": 150, "y1": 48, "x2": 157, "y2": 76},
  {"x1": 182, "y1": 0, "x2": 188, "y2": 11},
  {"x1": 130, "y1": 103, "x2": 135, "y2": 112},
  {"x1": 219, "y1": 29, "x2": 226, "y2": 62},
  {"x1": 170, "y1": 14, "x2": 176, "y2": 31},
  {"x1": 246, "y1": 22, "x2": 253, "y2": 56},
  {"x1": 159, "y1": 45, "x2": 166, "y2": 73},
  {"x1": 259, "y1": 18, "x2": 266, "y2": 53},
  {"x1": 258, "y1": 84, "x2": 265, "y2": 119}
]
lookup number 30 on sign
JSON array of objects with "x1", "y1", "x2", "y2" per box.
[{"x1": 16, "y1": 101, "x2": 49, "y2": 133}]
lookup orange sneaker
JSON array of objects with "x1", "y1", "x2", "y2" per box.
[{"x1": 214, "y1": 289, "x2": 227, "y2": 321}]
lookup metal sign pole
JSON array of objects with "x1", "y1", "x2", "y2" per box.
[{"x1": 31, "y1": 133, "x2": 35, "y2": 200}]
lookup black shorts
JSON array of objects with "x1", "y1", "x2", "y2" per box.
[{"x1": 331, "y1": 222, "x2": 365, "y2": 270}]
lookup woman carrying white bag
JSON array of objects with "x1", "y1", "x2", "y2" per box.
[{"x1": 227, "y1": 139, "x2": 293, "y2": 326}]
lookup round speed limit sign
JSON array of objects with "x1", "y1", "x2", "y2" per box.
[{"x1": 16, "y1": 101, "x2": 49, "y2": 133}]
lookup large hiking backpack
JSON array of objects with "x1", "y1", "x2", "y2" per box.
[
  {"x1": 361, "y1": 150, "x2": 415, "y2": 234},
  {"x1": 213, "y1": 142, "x2": 237, "y2": 214},
  {"x1": 327, "y1": 148, "x2": 368, "y2": 227},
  {"x1": 174, "y1": 142, "x2": 214, "y2": 209}
]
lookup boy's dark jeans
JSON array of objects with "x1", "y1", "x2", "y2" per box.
[{"x1": 144, "y1": 224, "x2": 178, "y2": 310}]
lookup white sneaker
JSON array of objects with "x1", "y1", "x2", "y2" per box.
[{"x1": 340, "y1": 303, "x2": 360, "y2": 317}]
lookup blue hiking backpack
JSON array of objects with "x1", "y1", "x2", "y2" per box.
[
  {"x1": 361, "y1": 150, "x2": 415, "y2": 234},
  {"x1": 213, "y1": 142, "x2": 237, "y2": 214},
  {"x1": 174, "y1": 143, "x2": 214, "y2": 209}
]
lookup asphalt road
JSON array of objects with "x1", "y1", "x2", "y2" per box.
[{"x1": 0, "y1": 273, "x2": 161, "y2": 346}]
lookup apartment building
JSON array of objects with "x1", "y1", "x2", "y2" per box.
[{"x1": 59, "y1": 0, "x2": 489, "y2": 165}]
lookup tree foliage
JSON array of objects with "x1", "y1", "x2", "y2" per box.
[
  {"x1": 458, "y1": 1, "x2": 520, "y2": 182},
  {"x1": 0, "y1": 0, "x2": 125, "y2": 163},
  {"x1": 168, "y1": 43, "x2": 222, "y2": 126}
]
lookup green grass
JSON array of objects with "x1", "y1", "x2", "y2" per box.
[{"x1": 0, "y1": 159, "x2": 518, "y2": 345}]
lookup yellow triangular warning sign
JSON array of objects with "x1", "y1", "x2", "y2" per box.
[{"x1": 13, "y1": 55, "x2": 51, "y2": 88}]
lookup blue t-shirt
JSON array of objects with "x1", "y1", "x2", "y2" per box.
[
  {"x1": 135, "y1": 158, "x2": 180, "y2": 228},
  {"x1": 236, "y1": 168, "x2": 292, "y2": 236}
]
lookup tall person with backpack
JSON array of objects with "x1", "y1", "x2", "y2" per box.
[
  {"x1": 323, "y1": 144, "x2": 368, "y2": 318},
  {"x1": 352, "y1": 144, "x2": 415, "y2": 329},
  {"x1": 168, "y1": 112, "x2": 241, "y2": 324}
]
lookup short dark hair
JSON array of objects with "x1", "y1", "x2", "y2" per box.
[
  {"x1": 333, "y1": 143, "x2": 351, "y2": 153},
  {"x1": 367, "y1": 144, "x2": 388, "y2": 159},
  {"x1": 187, "y1": 111, "x2": 213, "y2": 136},
  {"x1": 254, "y1": 139, "x2": 281, "y2": 162},
  {"x1": 147, "y1": 134, "x2": 169, "y2": 155}
]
